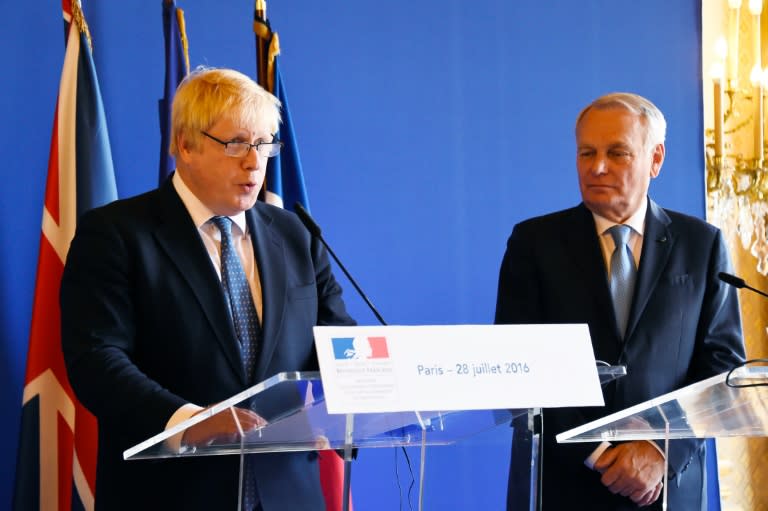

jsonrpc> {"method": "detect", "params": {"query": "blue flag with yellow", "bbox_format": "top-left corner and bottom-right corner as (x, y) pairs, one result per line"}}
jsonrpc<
(263, 60), (310, 211)
(158, 0), (190, 184)
(254, 11), (310, 213)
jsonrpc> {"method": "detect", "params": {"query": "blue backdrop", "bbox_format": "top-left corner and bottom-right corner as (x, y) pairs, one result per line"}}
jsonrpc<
(0, 1), (705, 508)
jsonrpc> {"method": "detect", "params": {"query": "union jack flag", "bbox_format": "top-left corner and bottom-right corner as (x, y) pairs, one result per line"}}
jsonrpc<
(13, 2), (117, 509)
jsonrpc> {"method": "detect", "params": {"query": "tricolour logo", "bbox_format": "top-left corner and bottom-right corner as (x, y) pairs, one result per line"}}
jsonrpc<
(332, 336), (390, 360)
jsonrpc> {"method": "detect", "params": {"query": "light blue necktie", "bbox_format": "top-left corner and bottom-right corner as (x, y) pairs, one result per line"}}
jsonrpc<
(608, 224), (637, 339)
(211, 216), (260, 510)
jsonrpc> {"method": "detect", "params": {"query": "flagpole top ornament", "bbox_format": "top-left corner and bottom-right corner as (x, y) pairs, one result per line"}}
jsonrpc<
(70, 0), (93, 53)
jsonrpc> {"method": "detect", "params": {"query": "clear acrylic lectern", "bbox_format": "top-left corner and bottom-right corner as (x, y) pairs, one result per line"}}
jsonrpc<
(124, 371), (521, 511)
(124, 366), (626, 511)
(507, 364), (627, 511)
(557, 365), (768, 511)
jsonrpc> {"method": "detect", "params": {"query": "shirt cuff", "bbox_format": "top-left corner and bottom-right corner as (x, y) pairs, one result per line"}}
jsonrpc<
(584, 441), (612, 470)
(164, 403), (204, 452)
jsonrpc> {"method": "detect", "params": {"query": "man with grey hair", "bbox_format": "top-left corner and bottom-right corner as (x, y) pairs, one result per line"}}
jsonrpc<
(61, 67), (355, 510)
(495, 92), (744, 509)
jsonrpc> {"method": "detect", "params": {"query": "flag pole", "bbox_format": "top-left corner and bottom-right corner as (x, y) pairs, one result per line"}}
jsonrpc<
(255, 0), (266, 22)
(255, 0), (268, 89)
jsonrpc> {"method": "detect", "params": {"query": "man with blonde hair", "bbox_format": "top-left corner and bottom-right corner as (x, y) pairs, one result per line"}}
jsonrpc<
(62, 67), (355, 510)
(495, 92), (744, 510)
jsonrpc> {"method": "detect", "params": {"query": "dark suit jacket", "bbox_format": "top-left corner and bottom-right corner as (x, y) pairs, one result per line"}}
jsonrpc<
(61, 178), (355, 510)
(495, 199), (745, 510)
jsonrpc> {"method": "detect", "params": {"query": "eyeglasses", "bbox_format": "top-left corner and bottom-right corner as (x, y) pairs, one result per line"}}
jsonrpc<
(200, 131), (283, 158)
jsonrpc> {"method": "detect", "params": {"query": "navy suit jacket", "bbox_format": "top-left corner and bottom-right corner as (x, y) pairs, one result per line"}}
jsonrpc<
(495, 199), (745, 510)
(61, 178), (355, 510)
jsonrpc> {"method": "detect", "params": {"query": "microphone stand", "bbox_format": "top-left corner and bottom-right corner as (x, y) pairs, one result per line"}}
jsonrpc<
(294, 203), (387, 511)
(294, 203), (387, 326)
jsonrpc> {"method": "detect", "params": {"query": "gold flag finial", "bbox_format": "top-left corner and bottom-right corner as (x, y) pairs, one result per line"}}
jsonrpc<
(70, 0), (94, 53)
(176, 7), (191, 75)
(266, 31), (280, 93)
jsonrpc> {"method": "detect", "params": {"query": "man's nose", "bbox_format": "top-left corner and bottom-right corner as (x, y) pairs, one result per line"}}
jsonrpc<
(591, 156), (608, 175)
(242, 146), (261, 171)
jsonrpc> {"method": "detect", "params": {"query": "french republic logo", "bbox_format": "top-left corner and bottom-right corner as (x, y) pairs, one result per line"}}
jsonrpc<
(332, 336), (390, 360)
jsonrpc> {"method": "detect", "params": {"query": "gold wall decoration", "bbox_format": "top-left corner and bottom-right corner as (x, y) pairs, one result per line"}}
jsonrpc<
(706, 0), (768, 274)
(703, 1), (768, 510)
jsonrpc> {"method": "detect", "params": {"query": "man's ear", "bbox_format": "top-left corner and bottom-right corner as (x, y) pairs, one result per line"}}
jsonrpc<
(650, 143), (665, 178)
(176, 132), (195, 163)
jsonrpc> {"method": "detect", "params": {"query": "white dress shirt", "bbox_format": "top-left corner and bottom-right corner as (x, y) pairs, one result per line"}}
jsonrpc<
(164, 171), (264, 440)
(586, 198), (664, 466)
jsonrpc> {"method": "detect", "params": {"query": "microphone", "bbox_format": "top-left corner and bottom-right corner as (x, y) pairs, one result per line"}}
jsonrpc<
(293, 202), (388, 325)
(718, 272), (768, 298)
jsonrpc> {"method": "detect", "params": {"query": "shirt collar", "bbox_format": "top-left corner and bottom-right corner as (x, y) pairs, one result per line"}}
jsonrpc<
(172, 171), (248, 234)
(592, 197), (648, 237)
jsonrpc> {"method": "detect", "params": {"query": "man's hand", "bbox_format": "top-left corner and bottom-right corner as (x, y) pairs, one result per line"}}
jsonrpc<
(592, 441), (665, 506)
(181, 406), (267, 447)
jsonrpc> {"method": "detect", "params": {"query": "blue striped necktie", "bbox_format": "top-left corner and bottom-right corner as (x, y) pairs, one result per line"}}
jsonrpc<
(211, 216), (260, 510)
(608, 224), (637, 339)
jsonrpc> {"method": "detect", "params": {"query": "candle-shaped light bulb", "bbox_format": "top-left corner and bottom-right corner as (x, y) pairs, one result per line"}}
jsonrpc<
(715, 36), (729, 61)
(712, 63), (725, 158)
(712, 62), (726, 81)
(750, 0), (763, 86)
(728, 3), (742, 87)
(753, 62), (765, 162)
(763, 69), (768, 159)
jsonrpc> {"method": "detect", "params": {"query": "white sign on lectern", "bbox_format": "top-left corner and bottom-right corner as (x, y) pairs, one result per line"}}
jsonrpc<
(313, 324), (603, 414)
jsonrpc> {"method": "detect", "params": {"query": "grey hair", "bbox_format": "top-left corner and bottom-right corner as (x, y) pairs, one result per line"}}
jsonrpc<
(576, 92), (666, 150)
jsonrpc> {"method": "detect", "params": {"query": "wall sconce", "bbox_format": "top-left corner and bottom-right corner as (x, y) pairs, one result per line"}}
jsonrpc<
(706, 0), (768, 274)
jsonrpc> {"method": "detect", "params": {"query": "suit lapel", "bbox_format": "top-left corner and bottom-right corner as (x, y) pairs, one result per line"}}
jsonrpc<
(247, 205), (287, 382)
(151, 181), (248, 385)
(566, 205), (617, 323)
(624, 198), (673, 341)
(565, 205), (627, 356)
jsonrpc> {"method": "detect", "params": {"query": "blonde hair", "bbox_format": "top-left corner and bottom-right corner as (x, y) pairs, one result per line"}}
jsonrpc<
(169, 66), (281, 157)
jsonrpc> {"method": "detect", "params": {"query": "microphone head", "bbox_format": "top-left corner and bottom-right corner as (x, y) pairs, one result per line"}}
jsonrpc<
(718, 272), (746, 288)
(293, 202), (322, 237)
